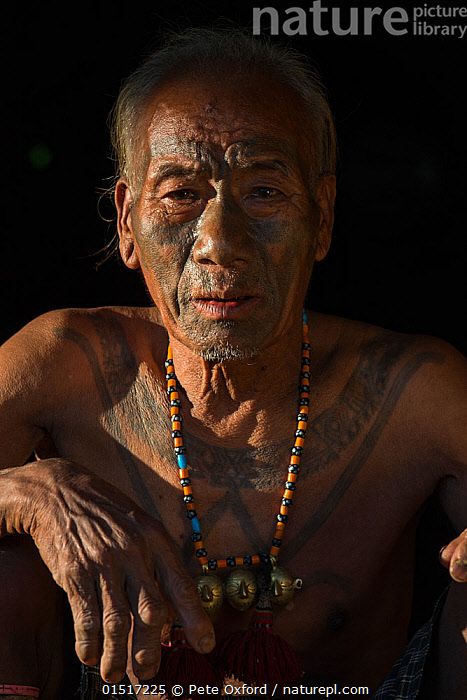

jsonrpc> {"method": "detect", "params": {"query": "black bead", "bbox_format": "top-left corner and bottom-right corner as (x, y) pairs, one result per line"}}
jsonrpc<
(285, 480), (297, 488)
(277, 513), (289, 523)
(180, 478), (191, 487)
(171, 414), (182, 422)
(297, 413), (308, 422)
(291, 446), (303, 456)
(174, 446), (186, 455)
(171, 430), (182, 438)
(301, 371), (311, 379)
(302, 358), (310, 366)
(302, 342), (311, 350)
(226, 556), (236, 567)
(272, 538), (282, 547)
(208, 559), (218, 570)
(195, 548), (207, 558)
(243, 555), (252, 566)
(191, 532), (202, 542)
(295, 429), (306, 438)
(165, 360), (174, 368)
(282, 498), (293, 506)
(300, 398), (310, 406)
(287, 465), (300, 474)
(167, 386), (178, 395)
(165, 372), (176, 380)
(260, 552), (270, 564)
(300, 385), (310, 393)
(170, 399), (181, 407)
(183, 495), (194, 503)
(186, 510), (197, 519)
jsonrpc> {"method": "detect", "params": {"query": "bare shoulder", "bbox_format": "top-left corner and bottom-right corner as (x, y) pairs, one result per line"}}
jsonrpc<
(0, 306), (166, 466)
(310, 310), (466, 474)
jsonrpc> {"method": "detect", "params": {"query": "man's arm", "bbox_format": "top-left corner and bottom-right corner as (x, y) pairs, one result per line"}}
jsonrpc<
(0, 311), (214, 681)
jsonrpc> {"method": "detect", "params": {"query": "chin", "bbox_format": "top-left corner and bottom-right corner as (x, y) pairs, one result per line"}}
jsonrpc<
(197, 343), (260, 362)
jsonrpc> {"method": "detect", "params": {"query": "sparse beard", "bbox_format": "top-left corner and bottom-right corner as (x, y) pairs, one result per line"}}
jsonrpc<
(197, 343), (260, 362)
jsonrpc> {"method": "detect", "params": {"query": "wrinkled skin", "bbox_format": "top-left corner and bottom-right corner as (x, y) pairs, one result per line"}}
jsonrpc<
(0, 460), (214, 683)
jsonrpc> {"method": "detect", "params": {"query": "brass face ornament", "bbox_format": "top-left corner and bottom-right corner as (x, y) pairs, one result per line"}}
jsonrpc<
(195, 573), (224, 616)
(225, 568), (258, 611)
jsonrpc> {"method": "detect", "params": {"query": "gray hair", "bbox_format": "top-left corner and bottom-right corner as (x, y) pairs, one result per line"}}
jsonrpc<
(110, 26), (337, 193)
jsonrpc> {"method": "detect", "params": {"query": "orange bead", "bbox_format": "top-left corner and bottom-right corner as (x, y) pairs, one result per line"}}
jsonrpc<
(218, 559), (228, 569)
(170, 406), (179, 416)
(274, 528), (284, 539)
(174, 437), (184, 447)
(252, 555), (261, 565)
(167, 347), (173, 360)
(183, 486), (193, 495)
(195, 540), (205, 550)
(270, 546), (280, 557)
(298, 421), (307, 431)
(299, 404), (309, 414)
(179, 468), (189, 478)
(290, 455), (300, 465)
(303, 349), (310, 358)
(288, 473), (297, 482)
(186, 503), (196, 511)
(302, 377), (310, 386)
(235, 557), (244, 566)
(198, 556), (208, 566)
(170, 392), (180, 401)
(275, 522), (286, 531)
(284, 489), (294, 499)
(172, 421), (181, 431)
(167, 378), (177, 388)
(294, 437), (305, 447)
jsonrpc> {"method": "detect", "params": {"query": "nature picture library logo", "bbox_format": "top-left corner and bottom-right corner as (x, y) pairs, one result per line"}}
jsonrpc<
(252, 3), (467, 38)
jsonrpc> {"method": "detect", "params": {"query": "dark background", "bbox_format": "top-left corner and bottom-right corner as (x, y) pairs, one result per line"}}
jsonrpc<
(1, 0), (464, 622)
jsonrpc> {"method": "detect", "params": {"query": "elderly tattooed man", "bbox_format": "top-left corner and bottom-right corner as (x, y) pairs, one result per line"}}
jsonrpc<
(0, 28), (465, 700)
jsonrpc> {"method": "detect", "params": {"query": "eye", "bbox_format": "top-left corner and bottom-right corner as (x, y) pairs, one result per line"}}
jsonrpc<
(165, 188), (200, 203)
(250, 186), (282, 199)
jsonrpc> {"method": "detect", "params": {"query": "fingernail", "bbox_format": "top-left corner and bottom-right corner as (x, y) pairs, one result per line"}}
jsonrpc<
(451, 558), (467, 581)
(198, 634), (215, 653)
(439, 545), (448, 562)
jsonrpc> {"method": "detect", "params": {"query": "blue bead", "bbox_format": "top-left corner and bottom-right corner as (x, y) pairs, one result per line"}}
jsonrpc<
(302, 310), (308, 324)
(191, 517), (201, 533)
(177, 454), (187, 468)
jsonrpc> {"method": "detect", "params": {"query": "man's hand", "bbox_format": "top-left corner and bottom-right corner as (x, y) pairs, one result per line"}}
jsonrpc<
(0, 458), (214, 682)
(440, 530), (467, 583)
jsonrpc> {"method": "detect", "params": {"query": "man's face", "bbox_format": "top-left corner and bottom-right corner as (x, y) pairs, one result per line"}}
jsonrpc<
(116, 72), (334, 360)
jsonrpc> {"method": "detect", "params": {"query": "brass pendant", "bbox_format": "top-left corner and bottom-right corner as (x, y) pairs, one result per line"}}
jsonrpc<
(195, 573), (224, 617)
(225, 568), (258, 611)
(270, 566), (303, 606)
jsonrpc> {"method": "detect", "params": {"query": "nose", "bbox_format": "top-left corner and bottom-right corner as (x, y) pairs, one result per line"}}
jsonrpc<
(192, 193), (252, 269)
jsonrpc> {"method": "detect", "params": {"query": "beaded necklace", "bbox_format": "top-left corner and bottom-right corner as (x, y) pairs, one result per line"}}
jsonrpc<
(164, 310), (310, 614)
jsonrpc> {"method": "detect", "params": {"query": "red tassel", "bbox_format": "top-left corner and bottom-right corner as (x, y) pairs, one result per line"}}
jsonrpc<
(216, 610), (303, 685)
(155, 625), (222, 696)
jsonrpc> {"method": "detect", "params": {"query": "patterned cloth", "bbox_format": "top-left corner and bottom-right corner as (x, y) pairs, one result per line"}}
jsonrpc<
(373, 588), (448, 699)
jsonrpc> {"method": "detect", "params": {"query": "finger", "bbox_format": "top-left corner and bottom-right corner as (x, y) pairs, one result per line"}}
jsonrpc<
(99, 574), (132, 683)
(449, 532), (467, 583)
(439, 530), (467, 578)
(64, 573), (102, 666)
(127, 576), (167, 680)
(153, 549), (215, 654)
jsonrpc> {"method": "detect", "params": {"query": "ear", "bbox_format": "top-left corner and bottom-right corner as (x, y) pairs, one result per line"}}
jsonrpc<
(314, 175), (336, 262)
(115, 178), (141, 270)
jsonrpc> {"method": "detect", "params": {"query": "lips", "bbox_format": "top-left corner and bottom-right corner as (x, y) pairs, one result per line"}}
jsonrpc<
(191, 292), (260, 319)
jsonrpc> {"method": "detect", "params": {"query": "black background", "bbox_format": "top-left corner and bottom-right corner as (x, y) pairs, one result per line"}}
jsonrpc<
(1, 0), (464, 624)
